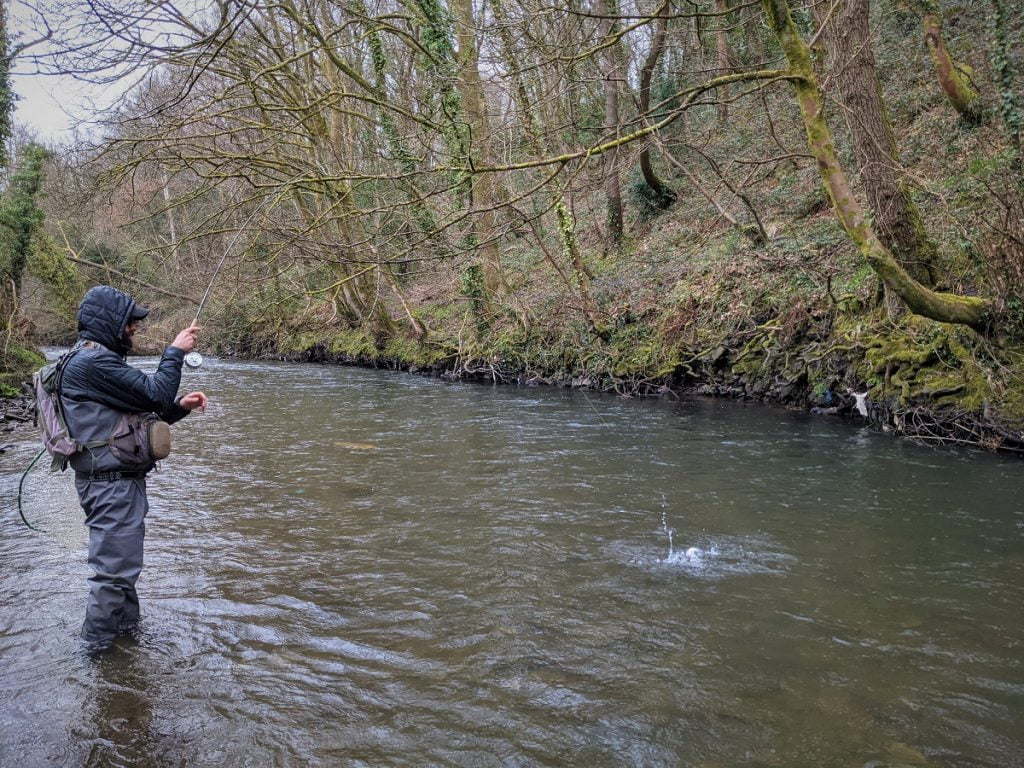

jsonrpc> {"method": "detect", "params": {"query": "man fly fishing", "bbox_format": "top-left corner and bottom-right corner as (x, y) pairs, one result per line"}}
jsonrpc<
(60, 285), (208, 650)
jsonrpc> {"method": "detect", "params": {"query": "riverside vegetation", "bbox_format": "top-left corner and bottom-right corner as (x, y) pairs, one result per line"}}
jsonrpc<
(1, 0), (1023, 451)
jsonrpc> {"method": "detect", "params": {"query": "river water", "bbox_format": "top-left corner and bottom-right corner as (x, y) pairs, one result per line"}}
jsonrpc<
(1, 357), (1022, 767)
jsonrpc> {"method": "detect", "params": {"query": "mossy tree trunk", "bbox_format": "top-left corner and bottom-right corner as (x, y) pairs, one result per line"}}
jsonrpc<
(453, 0), (504, 301)
(990, 0), (1023, 160)
(919, 8), (983, 122)
(820, 0), (937, 286)
(408, 0), (471, 174)
(361, 1), (446, 257)
(762, 0), (991, 331)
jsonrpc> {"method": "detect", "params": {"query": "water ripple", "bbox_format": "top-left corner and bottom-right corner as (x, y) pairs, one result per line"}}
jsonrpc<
(2, 359), (1023, 766)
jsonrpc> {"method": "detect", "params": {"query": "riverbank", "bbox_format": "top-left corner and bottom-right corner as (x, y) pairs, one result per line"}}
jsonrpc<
(200, 195), (1023, 455)
(7, 298), (1024, 455)
(221, 297), (1024, 455)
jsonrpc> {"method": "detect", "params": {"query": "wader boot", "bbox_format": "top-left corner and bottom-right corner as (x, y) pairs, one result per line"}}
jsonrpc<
(76, 475), (149, 647)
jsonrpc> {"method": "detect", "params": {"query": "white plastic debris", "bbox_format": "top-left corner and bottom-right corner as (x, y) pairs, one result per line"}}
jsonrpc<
(850, 390), (869, 417)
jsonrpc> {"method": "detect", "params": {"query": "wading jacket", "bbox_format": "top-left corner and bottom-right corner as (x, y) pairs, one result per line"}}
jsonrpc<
(59, 286), (190, 475)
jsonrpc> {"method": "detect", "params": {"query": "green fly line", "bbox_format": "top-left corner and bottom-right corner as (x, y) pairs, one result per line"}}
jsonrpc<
(17, 448), (48, 532)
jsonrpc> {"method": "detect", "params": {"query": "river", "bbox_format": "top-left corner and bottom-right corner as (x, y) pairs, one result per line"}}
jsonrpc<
(1, 357), (1022, 767)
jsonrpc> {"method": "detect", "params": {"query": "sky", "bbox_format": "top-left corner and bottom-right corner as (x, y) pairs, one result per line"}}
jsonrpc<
(7, 2), (114, 143)
(10, 71), (84, 141)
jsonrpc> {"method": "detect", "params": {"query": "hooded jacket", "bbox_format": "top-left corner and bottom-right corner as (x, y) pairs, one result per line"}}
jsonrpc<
(60, 285), (190, 474)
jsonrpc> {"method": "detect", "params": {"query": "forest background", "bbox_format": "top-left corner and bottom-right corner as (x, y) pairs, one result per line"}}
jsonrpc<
(0, 0), (1022, 451)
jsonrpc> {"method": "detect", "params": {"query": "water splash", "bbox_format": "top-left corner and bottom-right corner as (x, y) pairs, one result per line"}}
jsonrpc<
(664, 544), (719, 566)
(655, 534), (794, 578)
(660, 495), (674, 559)
(659, 495), (717, 566)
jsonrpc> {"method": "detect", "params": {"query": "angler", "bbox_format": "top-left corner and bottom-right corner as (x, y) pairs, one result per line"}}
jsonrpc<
(59, 285), (208, 651)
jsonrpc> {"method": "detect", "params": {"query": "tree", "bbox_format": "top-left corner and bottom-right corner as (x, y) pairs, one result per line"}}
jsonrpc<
(990, 0), (1023, 160)
(820, 0), (937, 287)
(915, 1), (983, 122)
(637, 0), (676, 208)
(599, 0), (625, 244)
(453, 0), (505, 301)
(714, 0), (732, 122)
(0, 144), (49, 382)
(762, 0), (990, 330)
(0, 1), (14, 171)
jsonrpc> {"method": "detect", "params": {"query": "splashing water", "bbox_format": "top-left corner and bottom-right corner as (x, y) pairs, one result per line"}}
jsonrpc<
(664, 544), (719, 566)
(659, 495), (715, 566)
(660, 495), (674, 558)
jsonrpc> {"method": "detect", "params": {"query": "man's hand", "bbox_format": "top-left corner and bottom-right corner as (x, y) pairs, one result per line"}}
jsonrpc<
(180, 391), (208, 413)
(171, 324), (201, 353)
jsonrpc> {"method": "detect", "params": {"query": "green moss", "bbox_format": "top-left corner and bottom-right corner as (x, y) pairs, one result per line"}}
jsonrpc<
(381, 334), (449, 367)
(278, 328), (377, 359)
(327, 330), (375, 359)
(836, 314), (996, 410)
(0, 374), (24, 397)
(5, 344), (45, 369)
(277, 331), (320, 355)
(0, 344), (44, 396)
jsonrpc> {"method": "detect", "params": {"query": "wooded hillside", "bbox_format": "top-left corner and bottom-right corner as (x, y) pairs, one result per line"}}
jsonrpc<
(3, 0), (1023, 449)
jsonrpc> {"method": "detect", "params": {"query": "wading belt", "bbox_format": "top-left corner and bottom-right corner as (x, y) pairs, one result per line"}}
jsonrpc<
(77, 470), (149, 482)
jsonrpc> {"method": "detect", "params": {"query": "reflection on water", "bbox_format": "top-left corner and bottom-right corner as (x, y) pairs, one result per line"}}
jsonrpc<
(2, 358), (1023, 767)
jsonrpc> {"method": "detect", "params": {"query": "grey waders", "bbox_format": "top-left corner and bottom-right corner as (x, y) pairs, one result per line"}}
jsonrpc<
(76, 475), (149, 646)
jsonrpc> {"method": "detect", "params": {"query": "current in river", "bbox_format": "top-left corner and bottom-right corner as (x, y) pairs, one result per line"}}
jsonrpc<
(2, 357), (1022, 767)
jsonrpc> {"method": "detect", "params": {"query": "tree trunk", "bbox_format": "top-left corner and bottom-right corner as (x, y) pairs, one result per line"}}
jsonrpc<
(715, 0), (731, 122)
(921, 11), (982, 122)
(313, 13), (381, 326)
(600, 0), (624, 244)
(990, 0), (1023, 160)
(362, 2), (445, 250)
(762, 0), (990, 331)
(491, 0), (604, 335)
(405, 0), (473, 203)
(0, 1), (13, 171)
(160, 166), (178, 250)
(638, 0), (676, 208)
(453, 0), (503, 298)
(821, 0), (937, 286)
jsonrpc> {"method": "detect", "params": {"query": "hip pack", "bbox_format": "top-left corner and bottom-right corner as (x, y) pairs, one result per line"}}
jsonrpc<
(109, 412), (172, 467)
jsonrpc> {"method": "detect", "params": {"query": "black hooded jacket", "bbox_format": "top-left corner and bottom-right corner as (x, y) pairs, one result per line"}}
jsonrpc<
(60, 285), (190, 474)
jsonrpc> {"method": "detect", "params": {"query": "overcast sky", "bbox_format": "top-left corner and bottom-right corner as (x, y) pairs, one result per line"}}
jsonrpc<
(8, 2), (114, 143)
(10, 72), (77, 141)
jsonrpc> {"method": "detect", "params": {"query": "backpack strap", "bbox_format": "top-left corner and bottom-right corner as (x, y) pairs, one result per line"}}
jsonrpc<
(49, 345), (87, 471)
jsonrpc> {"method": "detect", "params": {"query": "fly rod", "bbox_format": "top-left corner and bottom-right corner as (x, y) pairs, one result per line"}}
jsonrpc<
(185, 172), (307, 368)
